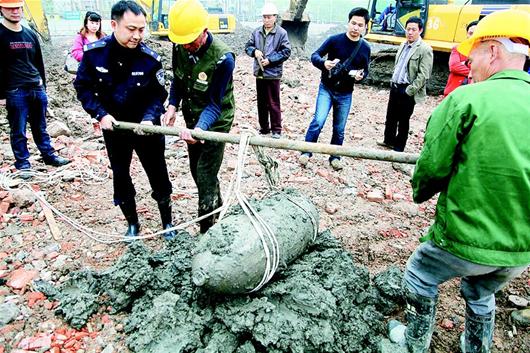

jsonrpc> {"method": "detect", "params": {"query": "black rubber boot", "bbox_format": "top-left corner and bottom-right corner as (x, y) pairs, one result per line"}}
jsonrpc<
(119, 201), (140, 238)
(460, 306), (495, 353)
(158, 198), (176, 240)
(405, 289), (438, 353)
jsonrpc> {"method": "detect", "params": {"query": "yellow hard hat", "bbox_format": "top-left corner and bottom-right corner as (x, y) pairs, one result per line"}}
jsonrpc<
(0, 0), (24, 8)
(458, 9), (530, 56)
(168, 0), (209, 45)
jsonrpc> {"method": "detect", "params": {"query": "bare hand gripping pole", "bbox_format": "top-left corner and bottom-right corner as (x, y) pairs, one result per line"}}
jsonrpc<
(113, 122), (419, 165)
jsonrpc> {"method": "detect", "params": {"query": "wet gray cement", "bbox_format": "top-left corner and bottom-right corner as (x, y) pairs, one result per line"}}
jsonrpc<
(37, 210), (405, 353)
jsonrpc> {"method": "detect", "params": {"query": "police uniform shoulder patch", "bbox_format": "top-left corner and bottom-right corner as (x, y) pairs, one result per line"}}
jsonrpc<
(84, 39), (106, 51)
(140, 44), (161, 62)
(156, 69), (165, 86)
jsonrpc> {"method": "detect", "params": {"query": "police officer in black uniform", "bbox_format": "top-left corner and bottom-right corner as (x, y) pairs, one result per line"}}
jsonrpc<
(74, 0), (175, 239)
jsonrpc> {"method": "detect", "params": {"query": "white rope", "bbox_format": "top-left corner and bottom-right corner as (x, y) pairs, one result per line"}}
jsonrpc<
(0, 133), (311, 292)
(221, 133), (280, 292)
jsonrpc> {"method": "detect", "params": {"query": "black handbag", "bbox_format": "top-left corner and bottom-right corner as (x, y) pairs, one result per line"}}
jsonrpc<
(328, 39), (366, 87)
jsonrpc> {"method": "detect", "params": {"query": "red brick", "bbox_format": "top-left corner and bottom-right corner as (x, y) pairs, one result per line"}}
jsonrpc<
(17, 335), (52, 350)
(27, 291), (46, 308)
(19, 214), (34, 223)
(6, 269), (38, 289)
(0, 202), (9, 216)
(366, 190), (384, 203)
(69, 194), (84, 202)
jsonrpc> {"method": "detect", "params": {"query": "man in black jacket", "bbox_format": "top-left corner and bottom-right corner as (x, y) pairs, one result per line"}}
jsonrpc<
(298, 7), (371, 171)
(0, 0), (70, 176)
(74, 0), (175, 239)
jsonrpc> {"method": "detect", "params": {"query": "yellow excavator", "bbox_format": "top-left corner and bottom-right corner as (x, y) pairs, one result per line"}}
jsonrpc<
(22, 0), (50, 41)
(138, 0), (236, 37)
(21, 0), (235, 41)
(365, 0), (530, 92)
(366, 0), (530, 52)
(280, 0), (529, 93)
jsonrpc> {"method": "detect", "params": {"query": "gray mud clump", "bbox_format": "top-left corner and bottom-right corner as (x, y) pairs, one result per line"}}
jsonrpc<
(38, 228), (404, 353)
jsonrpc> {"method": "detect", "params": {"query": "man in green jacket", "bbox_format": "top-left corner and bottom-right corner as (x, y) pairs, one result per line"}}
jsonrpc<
(389, 10), (530, 353)
(163, 0), (235, 233)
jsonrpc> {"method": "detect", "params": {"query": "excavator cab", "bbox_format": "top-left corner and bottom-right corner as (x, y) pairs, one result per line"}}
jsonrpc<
(369, 0), (428, 37)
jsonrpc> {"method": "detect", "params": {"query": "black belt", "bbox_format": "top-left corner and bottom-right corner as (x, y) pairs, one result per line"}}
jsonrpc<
(390, 82), (408, 89)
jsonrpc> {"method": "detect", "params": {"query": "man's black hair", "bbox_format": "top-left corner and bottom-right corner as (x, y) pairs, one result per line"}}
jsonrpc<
(406, 16), (423, 30)
(111, 0), (146, 21)
(466, 20), (479, 32)
(348, 7), (369, 24)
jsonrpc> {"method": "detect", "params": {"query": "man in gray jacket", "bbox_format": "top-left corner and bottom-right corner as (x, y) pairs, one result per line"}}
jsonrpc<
(378, 16), (433, 152)
(245, 2), (291, 139)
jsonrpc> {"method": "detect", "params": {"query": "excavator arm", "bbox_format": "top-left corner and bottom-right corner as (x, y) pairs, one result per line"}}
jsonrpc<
(23, 0), (50, 41)
(281, 0), (310, 53)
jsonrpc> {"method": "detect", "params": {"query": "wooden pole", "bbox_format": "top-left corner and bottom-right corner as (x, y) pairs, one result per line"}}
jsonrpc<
(113, 122), (419, 165)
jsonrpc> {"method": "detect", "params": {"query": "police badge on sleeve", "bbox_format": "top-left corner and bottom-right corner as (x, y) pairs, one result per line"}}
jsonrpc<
(156, 69), (165, 86)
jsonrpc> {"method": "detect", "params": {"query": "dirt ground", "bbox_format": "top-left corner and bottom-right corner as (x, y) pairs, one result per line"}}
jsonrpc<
(0, 28), (528, 353)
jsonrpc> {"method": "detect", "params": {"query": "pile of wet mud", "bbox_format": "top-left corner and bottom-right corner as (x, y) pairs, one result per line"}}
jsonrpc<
(37, 229), (404, 353)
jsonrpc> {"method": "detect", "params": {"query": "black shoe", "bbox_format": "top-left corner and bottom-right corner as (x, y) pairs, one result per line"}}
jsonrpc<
(162, 224), (177, 240)
(377, 141), (394, 149)
(119, 201), (139, 239)
(43, 155), (70, 167)
(125, 223), (140, 238)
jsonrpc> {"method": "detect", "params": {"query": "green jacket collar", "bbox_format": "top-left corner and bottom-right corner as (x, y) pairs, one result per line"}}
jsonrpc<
(487, 69), (530, 83)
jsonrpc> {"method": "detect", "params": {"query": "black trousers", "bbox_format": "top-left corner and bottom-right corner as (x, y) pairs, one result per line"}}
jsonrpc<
(383, 84), (416, 152)
(256, 78), (282, 134)
(103, 130), (172, 205)
(187, 140), (225, 233)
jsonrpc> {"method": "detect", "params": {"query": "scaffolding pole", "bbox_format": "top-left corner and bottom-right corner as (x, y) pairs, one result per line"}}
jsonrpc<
(114, 122), (419, 165)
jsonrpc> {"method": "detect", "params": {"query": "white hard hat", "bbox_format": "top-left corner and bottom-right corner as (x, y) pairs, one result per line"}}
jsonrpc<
(262, 2), (278, 15)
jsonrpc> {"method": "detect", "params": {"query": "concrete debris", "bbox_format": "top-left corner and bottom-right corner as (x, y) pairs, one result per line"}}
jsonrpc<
(46, 121), (71, 138)
(10, 189), (36, 209)
(508, 295), (529, 308)
(0, 302), (20, 326)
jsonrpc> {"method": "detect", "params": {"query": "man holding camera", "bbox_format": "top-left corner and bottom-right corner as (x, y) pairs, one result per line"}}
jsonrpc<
(298, 7), (370, 171)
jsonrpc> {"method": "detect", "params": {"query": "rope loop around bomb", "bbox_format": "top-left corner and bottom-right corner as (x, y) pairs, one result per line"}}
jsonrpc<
(219, 133), (280, 292)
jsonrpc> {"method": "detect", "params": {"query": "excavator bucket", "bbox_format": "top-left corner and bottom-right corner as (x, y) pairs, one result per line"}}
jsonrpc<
(281, 18), (310, 52)
(23, 0), (50, 41)
(280, 0), (310, 53)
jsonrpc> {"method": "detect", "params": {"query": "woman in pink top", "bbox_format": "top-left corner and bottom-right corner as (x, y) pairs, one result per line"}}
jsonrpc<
(71, 11), (105, 62)
(443, 21), (478, 96)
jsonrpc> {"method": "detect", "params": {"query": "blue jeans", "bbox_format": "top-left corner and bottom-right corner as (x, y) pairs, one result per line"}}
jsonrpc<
(5, 87), (55, 169)
(404, 241), (528, 315)
(303, 83), (352, 161)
